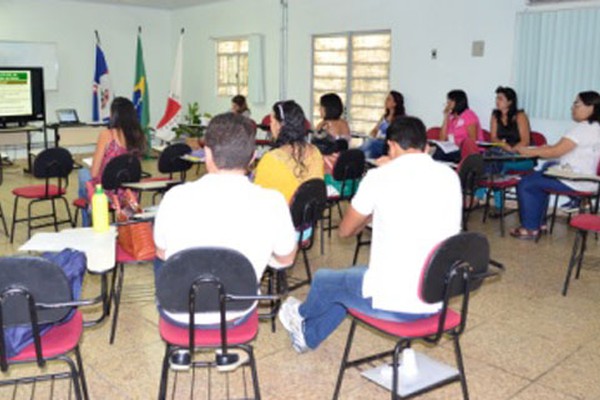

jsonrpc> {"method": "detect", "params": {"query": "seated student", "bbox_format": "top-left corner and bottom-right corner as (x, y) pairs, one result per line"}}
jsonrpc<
(510, 91), (600, 240)
(231, 94), (251, 118)
(254, 100), (324, 203)
(435, 89), (483, 163)
(360, 90), (405, 159)
(482, 86), (534, 213)
(278, 116), (462, 352)
(78, 97), (146, 226)
(153, 113), (297, 326)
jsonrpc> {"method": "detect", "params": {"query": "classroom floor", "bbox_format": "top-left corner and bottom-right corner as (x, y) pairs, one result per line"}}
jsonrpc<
(0, 155), (599, 400)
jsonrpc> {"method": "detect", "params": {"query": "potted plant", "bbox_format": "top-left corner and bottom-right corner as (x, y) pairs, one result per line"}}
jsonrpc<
(173, 102), (211, 149)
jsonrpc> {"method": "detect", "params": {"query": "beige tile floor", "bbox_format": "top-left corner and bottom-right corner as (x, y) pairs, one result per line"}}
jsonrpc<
(0, 156), (599, 399)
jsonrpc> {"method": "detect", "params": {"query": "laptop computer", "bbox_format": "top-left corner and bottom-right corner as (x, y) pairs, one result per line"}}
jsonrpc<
(55, 109), (81, 125)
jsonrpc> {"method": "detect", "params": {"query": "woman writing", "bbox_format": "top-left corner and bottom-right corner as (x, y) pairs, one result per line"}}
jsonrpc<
(254, 100), (324, 203)
(510, 91), (600, 239)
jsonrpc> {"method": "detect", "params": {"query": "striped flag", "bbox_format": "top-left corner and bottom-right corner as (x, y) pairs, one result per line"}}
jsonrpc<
(92, 32), (113, 123)
(155, 30), (184, 142)
(133, 27), (150, 152)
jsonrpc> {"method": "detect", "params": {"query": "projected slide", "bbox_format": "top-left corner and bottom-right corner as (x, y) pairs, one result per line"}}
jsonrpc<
(0, 70), (32, 117)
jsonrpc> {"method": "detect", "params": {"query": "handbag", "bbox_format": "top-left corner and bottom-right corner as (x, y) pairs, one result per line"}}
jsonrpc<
(112, 190), (156, 260)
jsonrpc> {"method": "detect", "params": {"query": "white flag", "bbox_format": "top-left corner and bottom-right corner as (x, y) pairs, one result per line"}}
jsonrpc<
(155, 32), (183, 142)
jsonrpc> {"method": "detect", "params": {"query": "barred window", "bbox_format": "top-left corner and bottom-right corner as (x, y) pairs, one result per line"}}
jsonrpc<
(216, 39), (248, 97)
(312, 31), (391, 134)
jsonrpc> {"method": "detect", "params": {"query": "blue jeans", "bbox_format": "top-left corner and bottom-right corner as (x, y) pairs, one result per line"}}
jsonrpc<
(359, 139), (385, 159)
(517, 168), (571, 230)
(299, 267), (435, 349)
(78, 168), (92, 227)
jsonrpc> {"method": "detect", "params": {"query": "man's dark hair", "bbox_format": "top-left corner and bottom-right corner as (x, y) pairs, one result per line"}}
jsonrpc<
(386, 116), (427, 151)
(205, 113), (255, 169)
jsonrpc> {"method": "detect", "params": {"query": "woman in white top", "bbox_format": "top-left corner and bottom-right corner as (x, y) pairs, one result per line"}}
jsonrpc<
(510, 91), (600, 239)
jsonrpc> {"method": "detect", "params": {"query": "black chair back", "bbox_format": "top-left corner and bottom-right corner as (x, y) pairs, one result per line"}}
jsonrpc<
(0, 257), (71, 327)
(290, 179), (327, 230)
(458, 154), (484, 197)
(156, 247), (258, 315)
(32, 147), (74, 179)
(158, 143), (193, 176)
(420, 232), (490, 304)
(101, 153), (142, 191)
(332, 149), (365, 182)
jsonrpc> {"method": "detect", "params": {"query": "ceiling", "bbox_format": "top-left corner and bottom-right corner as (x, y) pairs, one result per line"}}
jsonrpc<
(60, 0), (232, 10)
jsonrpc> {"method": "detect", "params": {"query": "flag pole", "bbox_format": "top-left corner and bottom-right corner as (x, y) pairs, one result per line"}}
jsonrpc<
(95, 30), (101, 45)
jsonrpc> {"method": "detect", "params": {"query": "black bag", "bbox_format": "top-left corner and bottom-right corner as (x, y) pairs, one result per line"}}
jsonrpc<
(311, 131), (347, 155)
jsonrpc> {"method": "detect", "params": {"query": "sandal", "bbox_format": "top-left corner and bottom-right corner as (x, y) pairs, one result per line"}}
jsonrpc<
(509, 227), (539, 240)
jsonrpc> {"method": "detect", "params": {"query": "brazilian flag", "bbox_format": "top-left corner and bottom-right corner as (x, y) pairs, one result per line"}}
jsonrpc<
(133, 28), (150, 156)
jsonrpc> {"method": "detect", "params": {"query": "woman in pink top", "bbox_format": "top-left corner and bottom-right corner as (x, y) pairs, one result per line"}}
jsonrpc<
(434, 90), (483, 162)
(78, 97), (146, 225)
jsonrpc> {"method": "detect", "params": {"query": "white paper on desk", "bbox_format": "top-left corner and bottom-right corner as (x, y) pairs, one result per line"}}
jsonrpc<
(429, 140), (459, 154)
(82, 157), (93, 167)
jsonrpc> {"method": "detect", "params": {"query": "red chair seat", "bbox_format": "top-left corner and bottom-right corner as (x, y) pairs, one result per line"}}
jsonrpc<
(116, 243), (155, 263)
(479, 178), (519, 189)
(545, 188), (593, 197)
(13, 185), (66, 199)
(255, 139), (272, 146)
(10, 311), (83, 361)
(348, 308), (461, 339)
(159, 311), (259, 347)
(570, 214), (600, 232)
(73, 198), (88, 208)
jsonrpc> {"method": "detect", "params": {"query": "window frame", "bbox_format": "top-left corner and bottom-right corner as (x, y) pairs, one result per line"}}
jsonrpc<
(215, 37), (249, 97)
(310, 30), (392, 134)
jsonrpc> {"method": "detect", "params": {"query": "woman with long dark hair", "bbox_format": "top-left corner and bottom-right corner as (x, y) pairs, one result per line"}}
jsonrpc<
(361, 90), (405, 158)
(78, 97), (146, 225)
(254, 100), (323, 203)
(511, 91), (600, 239)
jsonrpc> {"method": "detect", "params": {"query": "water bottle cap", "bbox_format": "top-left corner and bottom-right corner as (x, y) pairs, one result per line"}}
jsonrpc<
(95, 184), (104, 194)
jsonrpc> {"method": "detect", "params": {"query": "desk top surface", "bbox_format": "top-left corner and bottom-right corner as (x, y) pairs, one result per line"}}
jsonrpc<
(544, 167), (600, 182)
(0, 125), (44, 133)
(19, 227), (117, 273)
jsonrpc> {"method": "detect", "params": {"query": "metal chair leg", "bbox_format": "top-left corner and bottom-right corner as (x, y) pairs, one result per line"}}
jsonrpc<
(0, 203), (8, 236)
(352, 233), (363, 265)
(332, 319), (357, 400)
(74, 346), (90, 400)
(109, 263), (124, 344)
(574, 230), (588, 280)
(453, 335), (470, 400)
(158, 345), (171, 400)
(10, 196), (18, 243)
(563, 230), (584, 296)
(550, 194), (560, 234)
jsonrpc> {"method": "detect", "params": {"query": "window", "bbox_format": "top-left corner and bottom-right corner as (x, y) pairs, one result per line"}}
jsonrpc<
(312, 31), (391, 134)
(216, 39), (248, 97)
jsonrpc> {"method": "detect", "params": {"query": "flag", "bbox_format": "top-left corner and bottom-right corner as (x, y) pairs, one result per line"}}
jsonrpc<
(155, 30), (184, 142)
(133, 28), (150, 153)
(92, 33), (113, 123)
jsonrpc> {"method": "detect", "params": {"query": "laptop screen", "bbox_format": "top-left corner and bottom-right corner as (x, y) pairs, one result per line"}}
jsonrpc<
(56, 109), (79, 124)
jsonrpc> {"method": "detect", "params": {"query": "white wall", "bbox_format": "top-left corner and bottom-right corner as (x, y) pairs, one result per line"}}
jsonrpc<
(0, 0), (171, 154)
(171, 0), (280, 122)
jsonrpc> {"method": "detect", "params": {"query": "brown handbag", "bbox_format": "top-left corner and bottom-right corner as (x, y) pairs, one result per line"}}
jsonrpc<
(112, 190), (156, 260)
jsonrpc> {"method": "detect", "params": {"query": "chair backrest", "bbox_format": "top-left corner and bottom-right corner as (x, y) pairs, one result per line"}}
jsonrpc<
(426, 127), (441, 140)
(101, 153), (142, 191)
(530, 131), (547, 146)
(32, 147), (74, 179)
(481, 129), (491, 142)
(459, 137), (479, 160)
(158, 143), (192, 176)
(420, 232), (490, 304)
(332, 149), (365, 182)
(457, 154), (484, 196)
(290, 178), (327, 230)
(0, 257), (72, 327)
(156, 247), (258, 316)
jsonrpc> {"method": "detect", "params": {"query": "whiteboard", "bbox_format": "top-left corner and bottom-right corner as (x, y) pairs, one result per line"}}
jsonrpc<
(0, 41), (59, 91)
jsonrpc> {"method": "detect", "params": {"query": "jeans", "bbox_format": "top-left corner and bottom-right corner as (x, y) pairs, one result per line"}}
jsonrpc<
(78, 168), (92, 227)
(359, 139), (385, 159)
(299, 267), (435, 349)
(517, 169), (571, 230)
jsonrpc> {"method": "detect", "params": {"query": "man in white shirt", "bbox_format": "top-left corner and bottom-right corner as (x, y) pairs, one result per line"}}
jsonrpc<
(279, 116), (462, 352)
(153, 112), (298, 326)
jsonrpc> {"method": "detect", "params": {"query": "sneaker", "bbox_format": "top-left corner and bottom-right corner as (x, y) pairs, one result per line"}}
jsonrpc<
(169, 349), (191, 371)
(278, 297), (310, 353)
(560, 198), (581, 213)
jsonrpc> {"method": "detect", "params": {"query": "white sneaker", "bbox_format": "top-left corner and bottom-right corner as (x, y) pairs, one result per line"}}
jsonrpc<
(278, 297), (310, 353)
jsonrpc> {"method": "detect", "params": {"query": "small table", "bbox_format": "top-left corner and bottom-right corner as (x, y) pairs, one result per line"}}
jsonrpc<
(0, 125), (47, 173)
(19, 226), (117, 326)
